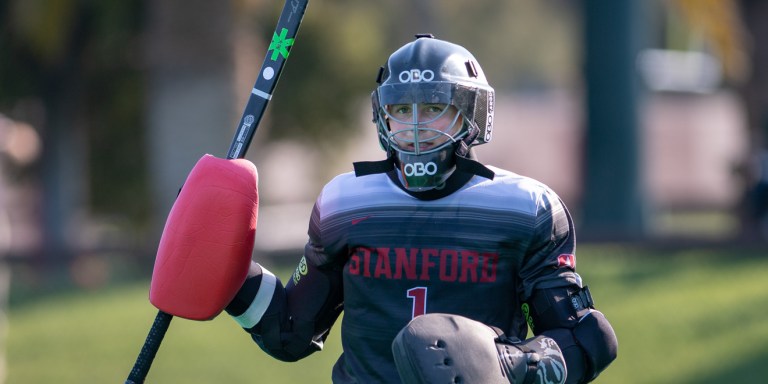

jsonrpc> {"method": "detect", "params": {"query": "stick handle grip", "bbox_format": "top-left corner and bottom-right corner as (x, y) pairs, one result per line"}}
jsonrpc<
(125, 311), (173, 384)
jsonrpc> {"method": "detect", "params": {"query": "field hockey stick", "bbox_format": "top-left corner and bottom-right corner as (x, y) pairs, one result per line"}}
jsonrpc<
(125, 1), (309, 382)
(227, 0), (309, 159)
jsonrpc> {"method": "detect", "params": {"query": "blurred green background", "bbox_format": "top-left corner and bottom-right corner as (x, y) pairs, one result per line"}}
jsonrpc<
(1, 0), (767, 383)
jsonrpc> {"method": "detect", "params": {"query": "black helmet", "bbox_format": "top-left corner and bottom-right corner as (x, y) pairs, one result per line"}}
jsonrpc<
(371, 35), (495, 191)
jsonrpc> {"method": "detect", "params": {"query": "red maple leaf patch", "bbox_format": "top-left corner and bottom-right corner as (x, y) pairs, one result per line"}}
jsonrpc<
(557, 254), (576, 269)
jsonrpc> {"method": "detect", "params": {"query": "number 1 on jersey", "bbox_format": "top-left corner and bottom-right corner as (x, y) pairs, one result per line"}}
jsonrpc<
(407, 286), (428, 318)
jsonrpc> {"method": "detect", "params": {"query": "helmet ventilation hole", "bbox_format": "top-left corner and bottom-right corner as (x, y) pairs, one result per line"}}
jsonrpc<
(465, 60), (478, 78)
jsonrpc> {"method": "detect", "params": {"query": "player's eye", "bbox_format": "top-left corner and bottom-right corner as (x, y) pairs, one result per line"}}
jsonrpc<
(420, 104), (449, 120)
(389, 105), (412, 115)
(424, 104), (444, 113)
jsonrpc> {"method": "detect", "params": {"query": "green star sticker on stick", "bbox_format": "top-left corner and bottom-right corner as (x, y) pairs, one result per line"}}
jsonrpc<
(268, 28), (295, 61)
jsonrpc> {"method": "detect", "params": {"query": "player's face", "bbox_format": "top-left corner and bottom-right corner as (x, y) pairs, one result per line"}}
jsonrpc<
(386, 103), (462, 153)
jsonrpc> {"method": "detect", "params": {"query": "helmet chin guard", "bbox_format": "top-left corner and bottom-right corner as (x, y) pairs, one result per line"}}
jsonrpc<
(393, 147), (456, 192)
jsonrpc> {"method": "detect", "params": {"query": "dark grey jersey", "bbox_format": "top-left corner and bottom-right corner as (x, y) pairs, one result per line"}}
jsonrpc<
(284, 166), (580, 383)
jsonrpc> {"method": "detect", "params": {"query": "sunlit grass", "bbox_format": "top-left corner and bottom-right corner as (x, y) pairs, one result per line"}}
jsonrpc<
(7, 245), (768, 383)
(578, 246), (768, 384)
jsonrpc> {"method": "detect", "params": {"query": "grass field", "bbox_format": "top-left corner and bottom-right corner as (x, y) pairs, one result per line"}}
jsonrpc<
(6, 244), (768, 383)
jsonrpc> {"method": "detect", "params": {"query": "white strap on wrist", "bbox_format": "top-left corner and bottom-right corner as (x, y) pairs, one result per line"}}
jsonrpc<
(232, 266), (277, 329)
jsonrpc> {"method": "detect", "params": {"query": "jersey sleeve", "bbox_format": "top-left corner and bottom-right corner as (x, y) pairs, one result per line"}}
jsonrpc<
(519, 185), (581, 300)
(227, 194), (346, 362)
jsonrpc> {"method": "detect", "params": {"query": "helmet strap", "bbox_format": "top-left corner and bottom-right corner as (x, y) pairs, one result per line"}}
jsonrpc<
(454, 121), (495, 180)
(455, 155), (494, 180)
(353, 156), (396, 177)
(456, 125), (478, 158)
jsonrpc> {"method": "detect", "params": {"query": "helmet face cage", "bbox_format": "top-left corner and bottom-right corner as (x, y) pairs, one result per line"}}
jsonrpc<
(370, 37), (495, 191)
(382, 101), (465, 156)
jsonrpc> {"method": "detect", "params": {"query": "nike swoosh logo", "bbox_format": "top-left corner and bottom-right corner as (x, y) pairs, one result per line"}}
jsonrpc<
(351, 215), (372, 225)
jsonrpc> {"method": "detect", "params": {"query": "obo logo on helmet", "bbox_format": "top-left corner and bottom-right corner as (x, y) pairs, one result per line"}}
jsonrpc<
(399, 69), (435, 83)
(404, 162), (438, 176)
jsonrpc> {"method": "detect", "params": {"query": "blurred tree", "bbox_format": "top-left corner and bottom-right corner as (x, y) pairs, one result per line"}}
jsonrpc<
(670, 0), (748, 83)
(581, 0), (649, 239)
(734, 0), (768, 239)
(423, 0), (580, 91)
(82, 2), (147, 227)
(0, 0), (148, 260)
(241, 0), (388, 145)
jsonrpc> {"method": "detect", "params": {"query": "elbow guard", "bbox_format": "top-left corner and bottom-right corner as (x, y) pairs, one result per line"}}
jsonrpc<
(541, 311), (617, 383)
(574, 310), (618, 380)
(526, 286), (617, 383)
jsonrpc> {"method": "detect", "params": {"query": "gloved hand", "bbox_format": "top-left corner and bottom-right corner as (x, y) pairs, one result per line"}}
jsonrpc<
(496, 333), (567, 383)
(392, 313), (566, 384)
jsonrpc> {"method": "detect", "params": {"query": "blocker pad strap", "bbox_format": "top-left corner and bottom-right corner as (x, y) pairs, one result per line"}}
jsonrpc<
(150, 154), (259, 320)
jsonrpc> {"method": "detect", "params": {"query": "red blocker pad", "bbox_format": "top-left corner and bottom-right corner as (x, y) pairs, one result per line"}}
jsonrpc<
(150, 154), (258, 320)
